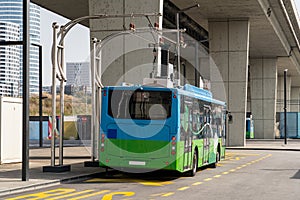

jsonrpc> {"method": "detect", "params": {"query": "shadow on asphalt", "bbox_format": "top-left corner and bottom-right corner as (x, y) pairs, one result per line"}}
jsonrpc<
(291, 170), (300, 179)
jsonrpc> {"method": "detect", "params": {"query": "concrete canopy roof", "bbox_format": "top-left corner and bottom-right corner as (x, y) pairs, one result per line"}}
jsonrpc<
(170, 0), (300, 86)
(31, 0), (300, 86)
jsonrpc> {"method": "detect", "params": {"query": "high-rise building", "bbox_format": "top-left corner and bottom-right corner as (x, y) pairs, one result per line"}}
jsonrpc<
(66, 62), (91, 94)
(0, 0), (40, 94)
(0, 21), (20, 96)
(66, 62), (91, 87)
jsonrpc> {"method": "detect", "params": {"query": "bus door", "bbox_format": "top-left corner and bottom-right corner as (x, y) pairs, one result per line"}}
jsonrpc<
(181, 98), (193, 170)
(203, 105), (211, 164)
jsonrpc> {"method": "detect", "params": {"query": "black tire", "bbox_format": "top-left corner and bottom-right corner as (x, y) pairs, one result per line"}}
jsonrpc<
(210, 151), (219, 168)
(188, 150), (198, 177)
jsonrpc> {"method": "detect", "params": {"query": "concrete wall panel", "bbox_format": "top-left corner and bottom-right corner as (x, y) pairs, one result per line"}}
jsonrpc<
(228, 19), (250, 51)
(229, 52), (248, 82)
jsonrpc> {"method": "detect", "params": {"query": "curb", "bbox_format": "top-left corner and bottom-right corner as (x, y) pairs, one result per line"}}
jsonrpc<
(0, 172), (105, 198)
(226, 147), (300, 151)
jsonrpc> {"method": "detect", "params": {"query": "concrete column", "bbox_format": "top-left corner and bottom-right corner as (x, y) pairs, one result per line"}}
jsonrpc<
(277, 75), (291, 112)
(209, 19), (250, 146)
(290, 87), (300, 112)
(250, 58), (277, 139)
(88, 0), (163, 86)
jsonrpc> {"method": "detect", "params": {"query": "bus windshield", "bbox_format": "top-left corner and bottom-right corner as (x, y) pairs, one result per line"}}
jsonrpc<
(108, 89), (172, 120)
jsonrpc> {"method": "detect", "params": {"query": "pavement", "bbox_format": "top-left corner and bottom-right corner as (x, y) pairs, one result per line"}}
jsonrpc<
(0, 139), (299, 197)
(0, 146), (105, 197)
(227, 139), (300, 151)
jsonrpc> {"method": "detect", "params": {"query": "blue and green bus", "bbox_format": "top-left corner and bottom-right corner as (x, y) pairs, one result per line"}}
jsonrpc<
(99, 84), (226, 176)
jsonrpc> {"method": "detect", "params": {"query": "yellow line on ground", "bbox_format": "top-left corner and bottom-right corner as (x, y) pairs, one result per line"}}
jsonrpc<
(178, 186), (190, 191)
(214, 175), (222, 178)
(222, 171), (229, 175)
(204, 178), (213, 181)
(68, 190), (110, 200)
(162, 192), (175, 197)
(229, 169), (236, 172)
(46, 190), (95, 200)
(192, 182), (203, 186)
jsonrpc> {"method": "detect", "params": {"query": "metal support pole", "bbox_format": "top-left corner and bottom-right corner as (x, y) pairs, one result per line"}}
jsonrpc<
(194, 42), (199, 87)
(51, 23), (59, 166)
(91, 38), (97, 161)
(59, 33), (65, 166)
(96, 43), (102, 160)
(176, 12), (181, 86)
(22, 0), (30, 181)
(175, 4), (200, 87)
(284, 69), (288, 145)
(32, 44), (43, 148)
(38, 45), (43, 147)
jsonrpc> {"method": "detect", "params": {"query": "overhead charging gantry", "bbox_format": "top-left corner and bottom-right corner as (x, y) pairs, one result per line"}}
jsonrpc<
(44, 12), (189, 171)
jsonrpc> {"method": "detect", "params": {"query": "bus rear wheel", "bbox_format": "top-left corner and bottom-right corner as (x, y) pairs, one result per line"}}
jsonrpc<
(187, 150), (198, 177)
(210, 151), (219, 168)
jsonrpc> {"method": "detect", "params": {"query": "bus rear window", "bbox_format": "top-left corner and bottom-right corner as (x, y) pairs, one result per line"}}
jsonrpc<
(108, 89), (172, 120)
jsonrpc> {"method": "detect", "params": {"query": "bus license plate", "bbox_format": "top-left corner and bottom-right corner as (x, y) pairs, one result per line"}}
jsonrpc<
(129, 161), (146, 166)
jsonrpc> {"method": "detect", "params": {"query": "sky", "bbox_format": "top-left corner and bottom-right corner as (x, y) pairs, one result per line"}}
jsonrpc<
(40, 8), (90, 86)
(40, 1), (300, 86)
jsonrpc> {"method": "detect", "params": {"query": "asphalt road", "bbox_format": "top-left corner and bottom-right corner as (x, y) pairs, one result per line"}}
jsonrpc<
(4, 150), (300, 200)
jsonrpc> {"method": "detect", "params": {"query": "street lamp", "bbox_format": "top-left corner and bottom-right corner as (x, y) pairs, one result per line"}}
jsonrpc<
(176, 4), (200, 86)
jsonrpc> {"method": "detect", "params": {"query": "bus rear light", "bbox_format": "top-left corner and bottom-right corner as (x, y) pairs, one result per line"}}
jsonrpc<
(172, 141), (176, 145)
(171, 151), (176, 155)
(101, 134), (105, 138)
(103, 90), (107, 96)
(101, 147), (105, 152)
(165, 161), (169, 166)
(106, 159), (109, 163)
(171, 136), (176, 141)
(172, 146), (175, 150)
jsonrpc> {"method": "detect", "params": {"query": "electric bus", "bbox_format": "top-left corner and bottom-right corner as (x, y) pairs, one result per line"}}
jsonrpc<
(99, 84), (226, 176)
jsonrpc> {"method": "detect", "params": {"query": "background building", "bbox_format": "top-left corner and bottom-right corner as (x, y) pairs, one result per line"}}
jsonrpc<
(0, 0), (40, 94)
(0, 21), (20, 96)
(66, 62), (91, 94)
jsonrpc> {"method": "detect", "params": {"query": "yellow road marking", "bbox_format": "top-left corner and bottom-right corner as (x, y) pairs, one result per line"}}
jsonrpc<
(192, 182), (203, 186)
(46, 190), (94, 199)
(204, 178), (212, 181)
(162, 192), (175, 197)
(7, 188), (76, 200)
(229, 169), (236, 172)
(178, 187), (189, 191)
(68, 190), (110, 200)
(102, 191), (135, 200)
(214, 175), (221, 178)
(226, 153), (260, 156)
(138, 181), (173, 186)
(85, 178), (173, 187)
(85, 178), (125, 183)
(222, 171), (229, 175)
